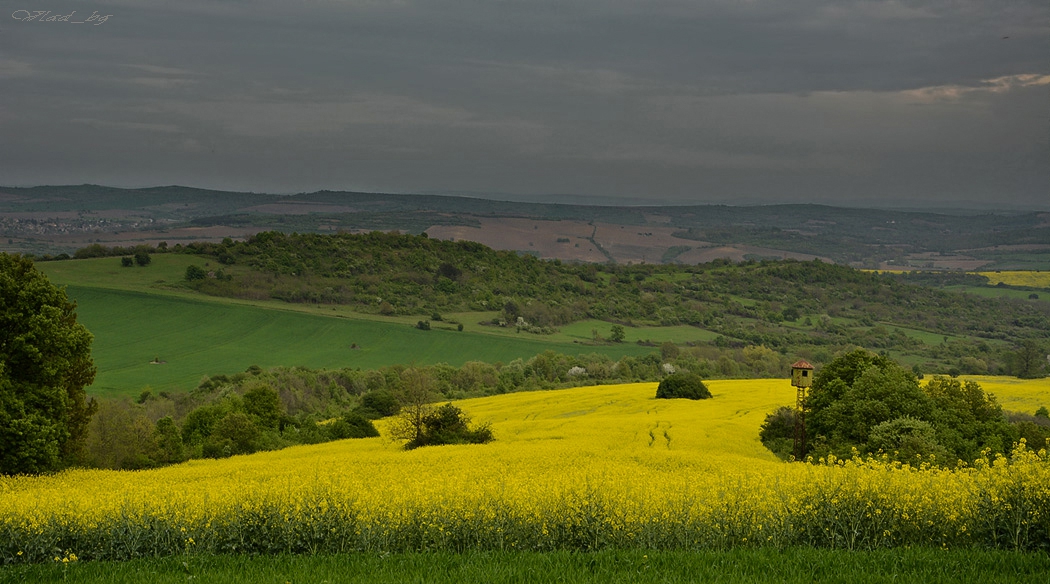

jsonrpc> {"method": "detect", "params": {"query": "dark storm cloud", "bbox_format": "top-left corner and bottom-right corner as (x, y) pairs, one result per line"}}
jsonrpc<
(1, 0), (1047, 207)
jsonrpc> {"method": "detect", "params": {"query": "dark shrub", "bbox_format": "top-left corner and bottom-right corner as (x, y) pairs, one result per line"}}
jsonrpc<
(328, 412), (380, 440)
(405, 403), (493, 450)
(655, 372), (711, 400)
(759, 406), (795, 443)
(759, 406), (796, 460)
(360, 389), (400, 418)
(185, 265), (207, 281)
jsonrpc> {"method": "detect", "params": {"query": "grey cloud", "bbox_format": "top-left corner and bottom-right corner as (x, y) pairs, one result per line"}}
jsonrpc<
(0, 0), (1046, 207)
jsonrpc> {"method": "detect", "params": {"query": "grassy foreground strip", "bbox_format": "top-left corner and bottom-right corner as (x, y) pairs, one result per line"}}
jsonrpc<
(3, 549), (1049, 584)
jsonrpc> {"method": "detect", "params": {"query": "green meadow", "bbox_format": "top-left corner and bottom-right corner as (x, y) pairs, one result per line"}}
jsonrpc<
(38, 258), (655, 398)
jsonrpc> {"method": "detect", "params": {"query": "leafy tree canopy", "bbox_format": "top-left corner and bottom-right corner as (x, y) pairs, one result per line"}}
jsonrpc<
(794, 349), (1016, 465)
(0, 253), (97, 474)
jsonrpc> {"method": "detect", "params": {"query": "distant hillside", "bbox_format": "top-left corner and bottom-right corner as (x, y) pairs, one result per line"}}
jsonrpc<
(54, 230), (1042, 376)
(2, 185), (1048, 269)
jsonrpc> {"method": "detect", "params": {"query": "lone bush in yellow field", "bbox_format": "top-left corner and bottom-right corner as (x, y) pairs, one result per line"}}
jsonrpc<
(655, 373), (711, 400)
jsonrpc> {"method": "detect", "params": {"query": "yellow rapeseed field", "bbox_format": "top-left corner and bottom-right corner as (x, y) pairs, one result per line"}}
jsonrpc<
(1, 378), (1049, 561)
(977, 271), (1050, 289)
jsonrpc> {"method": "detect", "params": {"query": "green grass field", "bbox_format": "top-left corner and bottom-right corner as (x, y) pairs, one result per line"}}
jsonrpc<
(61, 285), (654, 398)
(4, 548), (1048, 584)
(35, 257), (721, 397)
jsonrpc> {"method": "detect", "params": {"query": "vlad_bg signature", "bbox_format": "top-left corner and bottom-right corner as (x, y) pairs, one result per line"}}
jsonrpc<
(11, 10), (112, 25)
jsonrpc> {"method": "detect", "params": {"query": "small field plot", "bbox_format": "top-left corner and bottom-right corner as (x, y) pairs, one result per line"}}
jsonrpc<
(944, 285), (1047, 302)
(38, 254), (224, 293)
(976, 271), (1050, 289)
(963, 375), (1050, 415)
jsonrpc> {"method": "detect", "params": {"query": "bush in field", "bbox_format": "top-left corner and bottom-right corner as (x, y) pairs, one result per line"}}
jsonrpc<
(327, 412), (379, 440)
(358, 389), (400, 418)
(655, 373), (711, 400)
(185, 264), (207, 281)
(806, 350), (932, 458)
(758, 406), (796, 460)
(403, 403), (493, 450)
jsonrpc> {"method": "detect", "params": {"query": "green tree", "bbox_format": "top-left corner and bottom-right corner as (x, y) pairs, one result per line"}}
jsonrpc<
(327, 412), (379, 440)
(180, 403), (227, 446)
(923, 376), (1009, 461)
(134, 251), (151, 267)
(390, 368), (439, 447)
(660, 341), (680, 361)
(359, 389), (400, 418)
(153, 416), (186, 465)
(402, 403), (493, 450)
(1011, 340), (1047, 379)
(609, 324), (626, 343)
(243, 383), (283, 429)
(0, 254), (97, 474)
(807, 350), (930, 458)
(209, 411), (260, 457)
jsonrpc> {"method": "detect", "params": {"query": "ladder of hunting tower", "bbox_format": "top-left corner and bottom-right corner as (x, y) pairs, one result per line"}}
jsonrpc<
(790, 360), (814, 462)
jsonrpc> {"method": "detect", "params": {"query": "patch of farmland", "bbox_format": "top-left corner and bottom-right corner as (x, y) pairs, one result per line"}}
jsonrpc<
(427, 218), (606, 262)
(977, 271), (1050, 289)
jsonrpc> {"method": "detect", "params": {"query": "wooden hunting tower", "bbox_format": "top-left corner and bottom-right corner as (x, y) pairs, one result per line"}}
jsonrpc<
(791, 360), (814, 461)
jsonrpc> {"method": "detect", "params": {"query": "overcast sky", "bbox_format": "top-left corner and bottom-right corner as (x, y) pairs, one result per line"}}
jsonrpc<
(1, 1), (1047, 208)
